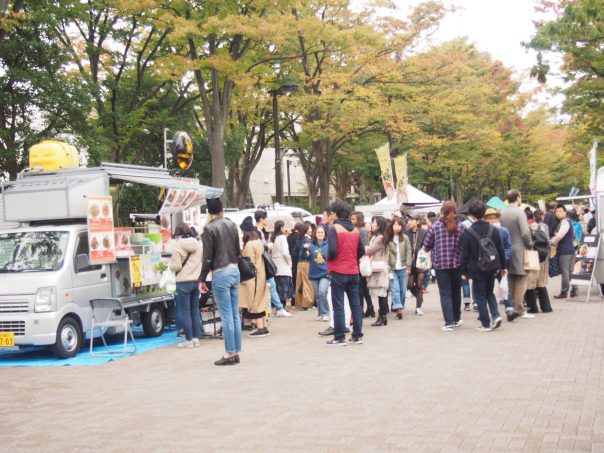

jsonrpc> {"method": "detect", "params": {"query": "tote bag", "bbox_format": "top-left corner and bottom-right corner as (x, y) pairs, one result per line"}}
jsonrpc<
(359, 256), (372, 277)
(524, 250), (540, 271)
(416, 248), (432, 271)
(548, 254), (561, 278)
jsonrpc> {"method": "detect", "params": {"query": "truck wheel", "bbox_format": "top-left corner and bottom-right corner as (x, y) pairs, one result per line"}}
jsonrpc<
(142, 304), (164, 337)
(50, 317), (82, 359)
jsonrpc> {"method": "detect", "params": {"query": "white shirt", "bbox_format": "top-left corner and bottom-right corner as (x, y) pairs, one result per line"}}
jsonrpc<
(394, 236), (403, 270)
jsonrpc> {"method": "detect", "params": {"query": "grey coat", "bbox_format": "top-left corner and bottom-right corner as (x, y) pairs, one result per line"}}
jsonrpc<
(500, 205), (533, 275)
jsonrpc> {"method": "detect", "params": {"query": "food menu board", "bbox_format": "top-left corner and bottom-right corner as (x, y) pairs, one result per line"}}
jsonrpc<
(572, 234), (600, 281)
(158, 188), (205, 215)
(87, 195), (116, 264)
(114, 227), (134, 258)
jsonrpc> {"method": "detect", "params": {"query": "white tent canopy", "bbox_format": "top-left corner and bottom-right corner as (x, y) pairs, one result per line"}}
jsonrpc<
(355, 184), (441, 219)
(375, 184), (440, 206)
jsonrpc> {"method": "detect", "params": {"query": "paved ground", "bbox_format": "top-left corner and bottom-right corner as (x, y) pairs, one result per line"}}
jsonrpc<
(2, 280), (604, 452)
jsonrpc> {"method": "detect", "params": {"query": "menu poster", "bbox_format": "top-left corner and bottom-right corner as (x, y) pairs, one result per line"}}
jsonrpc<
(87, 195), (116, 264)
(114, 227), (133, 258)
(129, 255), (142, 288)
(159, 188), (205, 216)
(572, 234), (600, 281)
(141, 253), (162, 286)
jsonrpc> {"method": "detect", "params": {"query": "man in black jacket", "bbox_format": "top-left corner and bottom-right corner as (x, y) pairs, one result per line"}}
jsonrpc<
(461, 201), (507, 332)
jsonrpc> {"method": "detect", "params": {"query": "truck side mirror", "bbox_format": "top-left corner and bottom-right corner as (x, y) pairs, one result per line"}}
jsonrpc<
(74, 254), (90, 273)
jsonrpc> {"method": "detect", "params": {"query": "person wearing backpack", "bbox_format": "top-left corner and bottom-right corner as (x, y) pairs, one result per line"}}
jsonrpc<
(461, 201), (507, 332)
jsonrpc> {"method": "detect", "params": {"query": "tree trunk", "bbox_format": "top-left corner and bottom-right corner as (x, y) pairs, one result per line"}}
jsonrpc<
(208, 121), (226, 203)
(236, 172), (252, 208)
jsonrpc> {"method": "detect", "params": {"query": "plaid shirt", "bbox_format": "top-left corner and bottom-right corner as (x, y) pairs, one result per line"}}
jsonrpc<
(423, 220), (465, 270)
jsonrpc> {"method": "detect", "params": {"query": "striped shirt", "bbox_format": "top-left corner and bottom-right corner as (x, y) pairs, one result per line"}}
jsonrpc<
(423, 220), (465, 270)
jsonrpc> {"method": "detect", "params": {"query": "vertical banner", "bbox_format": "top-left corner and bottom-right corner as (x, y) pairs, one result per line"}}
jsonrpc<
(394, 154), (409, 204)
(375, 143), (395, 200)
(87, 195), (116, 264)
(589, 140), (598, 210)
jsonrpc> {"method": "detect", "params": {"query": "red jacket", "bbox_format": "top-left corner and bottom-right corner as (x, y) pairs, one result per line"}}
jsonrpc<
(326, 219), (365, 275)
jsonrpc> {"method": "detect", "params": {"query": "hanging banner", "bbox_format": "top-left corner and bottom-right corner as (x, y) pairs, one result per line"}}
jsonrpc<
(374, 143), (395, 200)
(87, 195), (116, 264)
(394, 154), (409, 204)
(158, 188), (206, 216)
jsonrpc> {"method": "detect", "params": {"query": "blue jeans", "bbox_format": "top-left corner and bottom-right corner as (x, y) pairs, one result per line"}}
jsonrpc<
(461, 279), (471, 301)
(330, 272), (363, 341)
(311, 277), (330, 316)
(176, 281), (202, 341)
(267, 277), (284, 309)
(390, 269), (409, 309)
(435, 268), (462, 326)
(472, 275), (500, 328)
(212, 266), (242, 354)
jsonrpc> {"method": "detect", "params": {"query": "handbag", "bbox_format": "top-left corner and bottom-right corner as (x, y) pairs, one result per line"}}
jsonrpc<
(548, 254), (561, 277)
(359, 256), (372, 277)
(238, 256), (257, 282)
(416, 248), (432, 271)
(262, 251), (277, 280)
(370, 260), (386, 273)
(524, 250), (540, 271)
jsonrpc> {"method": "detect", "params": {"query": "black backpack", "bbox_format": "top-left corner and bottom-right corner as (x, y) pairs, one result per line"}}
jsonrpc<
(466, 225), (501, 275)
(532, 226), (549, 263)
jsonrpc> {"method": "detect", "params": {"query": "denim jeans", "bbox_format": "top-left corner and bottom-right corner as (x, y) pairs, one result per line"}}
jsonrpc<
(267, 277), (284, 309)
(330, 272), (363, 341)
(461, 279), (471, 301)
(471, 275), (500, 328)
(176, 281), (202, 341)
(311, 277), (330, 316)
(212, 266), (242, 354)
(390, 269), (409, 309)
(423, 271), (430, 289)
(435, 268), (462, 326)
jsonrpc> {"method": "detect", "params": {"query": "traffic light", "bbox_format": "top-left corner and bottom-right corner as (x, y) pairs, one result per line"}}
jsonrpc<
(172, 131), (193, 170)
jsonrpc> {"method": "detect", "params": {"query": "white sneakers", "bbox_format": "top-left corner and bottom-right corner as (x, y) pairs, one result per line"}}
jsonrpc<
(521, 313), (536, 319)
(442, 325), (454, 332)
(475, 326), (492, 332)
(415, 308), (424, 316)
(276, 309), (293, 317)
(321, 315), (330, 322)
(177, 340), (195, 348)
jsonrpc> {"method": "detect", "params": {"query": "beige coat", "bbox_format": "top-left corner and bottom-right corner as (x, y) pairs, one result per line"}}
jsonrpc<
(239, 239), (269, 314)
(270, 234), (292, 277)
(500, 205), (533, 276)
(365, 235), (389, 289)
(169, 238), (202, 282)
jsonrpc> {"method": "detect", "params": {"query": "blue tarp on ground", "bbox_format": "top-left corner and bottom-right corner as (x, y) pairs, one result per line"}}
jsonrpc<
(486, 196), (507, 210)
(0, 328), (180, 367)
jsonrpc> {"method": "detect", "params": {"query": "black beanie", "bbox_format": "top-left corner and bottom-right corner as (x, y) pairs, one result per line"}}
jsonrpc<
(206, 197), (223, 214)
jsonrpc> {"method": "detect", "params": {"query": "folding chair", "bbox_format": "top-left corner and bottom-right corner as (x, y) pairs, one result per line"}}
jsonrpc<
(89, 298), (137, 357)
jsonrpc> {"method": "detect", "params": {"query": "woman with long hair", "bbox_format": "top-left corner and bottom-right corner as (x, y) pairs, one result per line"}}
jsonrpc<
(170, 225), (203, 348)
(365, 216), (391, 326)
(422, 201), (465, 331)
(295, 222), (315, 310)
(351, 211), (375, 317)
(405, 214), (428, 315)
(270, 220), (294, 308)
(386, 216), (412, 319)
(239, 216), (271, 337)
(305, 224), (330, 321)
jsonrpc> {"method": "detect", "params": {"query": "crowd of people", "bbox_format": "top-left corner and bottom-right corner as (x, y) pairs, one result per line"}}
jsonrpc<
(168, 191), (594, 365)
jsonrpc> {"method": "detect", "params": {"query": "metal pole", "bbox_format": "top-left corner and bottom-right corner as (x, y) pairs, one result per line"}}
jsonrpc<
(273, 92), (283, 204)
(163, 128), (168, 169)
(287, 160), (291, 205)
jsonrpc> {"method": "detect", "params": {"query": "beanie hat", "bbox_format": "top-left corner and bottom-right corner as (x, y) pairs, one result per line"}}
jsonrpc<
(206, 197), (223, 214)
(240, 216), (255, 232)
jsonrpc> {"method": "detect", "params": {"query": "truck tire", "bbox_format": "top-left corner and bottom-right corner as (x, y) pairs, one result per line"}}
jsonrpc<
(50, 317), (82, 359)
(142, 304), (164, 337)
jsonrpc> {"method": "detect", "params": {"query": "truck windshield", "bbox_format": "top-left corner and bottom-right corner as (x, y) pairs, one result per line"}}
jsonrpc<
(0, 231), (69, 272)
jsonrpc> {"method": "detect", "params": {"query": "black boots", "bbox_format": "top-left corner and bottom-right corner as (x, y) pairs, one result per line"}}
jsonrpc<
(525, 289), (539, 314)
(371, 315), (388, 326)
(536, 287), (553, 313)
(570, 286), (578, 298)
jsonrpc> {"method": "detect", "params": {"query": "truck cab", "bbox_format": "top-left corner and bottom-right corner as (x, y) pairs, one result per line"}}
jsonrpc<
(0, 224), (111, 357)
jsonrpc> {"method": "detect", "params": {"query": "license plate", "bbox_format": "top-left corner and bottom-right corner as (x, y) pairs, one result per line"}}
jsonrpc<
(0, 332), (15, 347)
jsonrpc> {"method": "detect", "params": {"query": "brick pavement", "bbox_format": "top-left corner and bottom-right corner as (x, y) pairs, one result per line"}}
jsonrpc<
(2, 281), (604, 452)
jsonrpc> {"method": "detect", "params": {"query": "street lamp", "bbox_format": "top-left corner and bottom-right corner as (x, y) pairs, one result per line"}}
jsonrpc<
(270, 83), (298, 204)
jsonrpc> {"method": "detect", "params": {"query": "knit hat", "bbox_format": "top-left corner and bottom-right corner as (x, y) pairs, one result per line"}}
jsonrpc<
(240, 216), (255, 232)
(206, 197), (223, 214)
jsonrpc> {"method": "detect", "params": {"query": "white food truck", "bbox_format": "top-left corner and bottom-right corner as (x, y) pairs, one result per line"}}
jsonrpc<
(0, 162), (221, 358)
